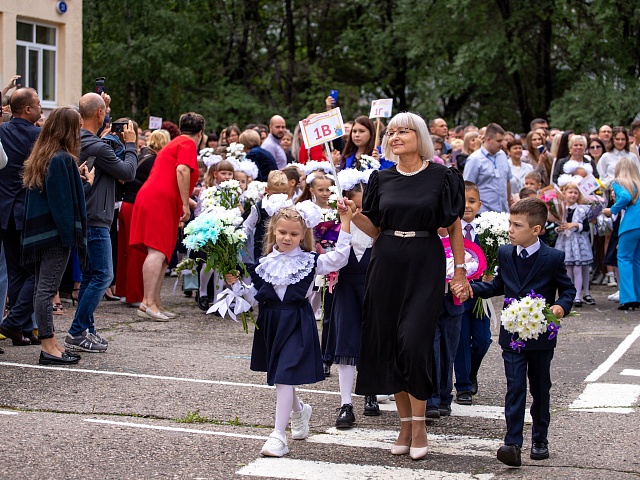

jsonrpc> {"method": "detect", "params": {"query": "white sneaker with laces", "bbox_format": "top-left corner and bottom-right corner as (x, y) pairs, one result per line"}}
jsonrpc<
(260, 430), (289, 457)
(606, 273), (618, 287)
(608, 291), (620, 302)
(290, 403), (312, 440)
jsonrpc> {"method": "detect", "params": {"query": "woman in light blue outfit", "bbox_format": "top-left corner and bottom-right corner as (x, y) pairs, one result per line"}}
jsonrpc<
(604, 157), (640, 310)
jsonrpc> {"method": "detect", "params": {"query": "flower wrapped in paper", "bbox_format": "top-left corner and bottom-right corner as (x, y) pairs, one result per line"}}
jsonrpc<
(501, 290), (578, 352)
(441, 237), (487, 308)
(539, 186), (566, 225)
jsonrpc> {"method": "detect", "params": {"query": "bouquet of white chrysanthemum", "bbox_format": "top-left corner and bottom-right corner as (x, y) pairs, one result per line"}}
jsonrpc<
(501, 291), (577, 351)
(474, 211), (511, 274)
(358, 154), (381, 171)
(327, 185), (340, 210)
(226, 142), (246, 162)
(243, 180), (267, 212)
(200, 180), (243, 212)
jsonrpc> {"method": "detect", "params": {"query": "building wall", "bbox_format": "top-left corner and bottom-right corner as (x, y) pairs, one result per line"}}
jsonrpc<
(0, 0), (82, 109)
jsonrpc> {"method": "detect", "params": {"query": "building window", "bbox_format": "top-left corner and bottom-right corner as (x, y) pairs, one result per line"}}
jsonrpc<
(16, 21), (57, 106)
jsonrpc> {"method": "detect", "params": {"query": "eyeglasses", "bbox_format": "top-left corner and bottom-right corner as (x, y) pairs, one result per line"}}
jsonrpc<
(385, 128), (415, 138)
(588, 145), (602, 150)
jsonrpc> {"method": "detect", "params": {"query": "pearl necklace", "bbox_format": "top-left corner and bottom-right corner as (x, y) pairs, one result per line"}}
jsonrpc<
(397, 159), (429, 176)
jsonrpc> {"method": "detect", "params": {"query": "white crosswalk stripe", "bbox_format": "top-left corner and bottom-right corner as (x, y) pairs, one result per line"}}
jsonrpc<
(236, 457), (495, 480)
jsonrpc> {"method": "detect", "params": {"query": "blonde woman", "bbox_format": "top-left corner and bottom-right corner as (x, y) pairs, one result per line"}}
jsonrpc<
(346, 112), (470, 460)
(603, 157), (640, 310)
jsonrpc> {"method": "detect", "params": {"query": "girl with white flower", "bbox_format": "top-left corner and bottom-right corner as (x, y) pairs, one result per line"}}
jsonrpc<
(554, 181), (594, 307)
(237, 201), (353, 458)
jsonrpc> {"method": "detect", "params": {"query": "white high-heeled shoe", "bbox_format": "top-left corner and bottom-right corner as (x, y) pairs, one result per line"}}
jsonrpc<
(390, 417), (412, 455)
(409, 416), (428, 460)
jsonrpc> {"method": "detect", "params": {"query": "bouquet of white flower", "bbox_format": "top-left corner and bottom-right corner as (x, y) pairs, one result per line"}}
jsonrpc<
(474, 211), (511, 275)
(200, 180), (243, 212)
(243, 180), (267, 212)
(501, 291), (577, 351)
(226, 142), (245, 162)
(358, 154), (381, 171)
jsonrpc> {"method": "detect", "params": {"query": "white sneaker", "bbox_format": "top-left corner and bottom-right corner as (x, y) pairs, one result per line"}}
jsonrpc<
(608, 291), (620, 302)
(290, 403), (312, 440)
(260, 430), (289, 457)
(377, 395), (390, 403)
(606, 273), (618, 287)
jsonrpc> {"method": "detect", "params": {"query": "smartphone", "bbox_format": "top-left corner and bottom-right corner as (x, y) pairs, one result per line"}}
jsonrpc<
(95, 77), (106, 94)
(329, 89), (339, 107)
(85, 156), (96, 171)
(15, 76), (21, 87)
(111, 121), (127, 133)
(537, 145), (545, 154)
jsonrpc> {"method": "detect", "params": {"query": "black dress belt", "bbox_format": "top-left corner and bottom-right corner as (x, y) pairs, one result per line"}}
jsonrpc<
(381, 229), (433, 238)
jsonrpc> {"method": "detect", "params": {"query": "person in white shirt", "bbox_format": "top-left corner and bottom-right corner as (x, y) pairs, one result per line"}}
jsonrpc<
(597, 126), (640, 186)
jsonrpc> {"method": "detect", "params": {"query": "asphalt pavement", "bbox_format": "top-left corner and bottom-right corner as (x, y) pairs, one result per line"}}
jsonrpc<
(0, 280), (639, 480)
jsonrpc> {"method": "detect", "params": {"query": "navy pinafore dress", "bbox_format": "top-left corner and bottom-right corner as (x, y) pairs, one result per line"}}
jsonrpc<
(249, 253), (325, 386)
(324, 247), (372, 366)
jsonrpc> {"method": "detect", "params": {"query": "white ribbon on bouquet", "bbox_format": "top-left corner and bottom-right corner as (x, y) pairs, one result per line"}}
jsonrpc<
(207, 281), (256, 322)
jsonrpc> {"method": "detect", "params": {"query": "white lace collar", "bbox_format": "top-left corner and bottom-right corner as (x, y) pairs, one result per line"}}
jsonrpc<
(255, 246), (315, 286)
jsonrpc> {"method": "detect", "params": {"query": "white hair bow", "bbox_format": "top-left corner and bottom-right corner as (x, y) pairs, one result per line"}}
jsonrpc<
(557, 174), (583, 187)
(264, 193), (293, 216)
(295, 200), (323, 228)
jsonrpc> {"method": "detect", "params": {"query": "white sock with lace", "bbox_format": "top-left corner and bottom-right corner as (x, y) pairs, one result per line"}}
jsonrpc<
(338, 364), (356, 405)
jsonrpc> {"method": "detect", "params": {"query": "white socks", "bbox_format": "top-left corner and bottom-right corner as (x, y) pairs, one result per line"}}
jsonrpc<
(338, 364), (356, 406)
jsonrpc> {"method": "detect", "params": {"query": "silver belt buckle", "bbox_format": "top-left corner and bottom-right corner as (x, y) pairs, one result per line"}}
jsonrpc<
(394, 230), (415, 238)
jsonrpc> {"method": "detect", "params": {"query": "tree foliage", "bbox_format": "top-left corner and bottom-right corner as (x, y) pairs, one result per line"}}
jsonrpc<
(83, 0), (640, 133)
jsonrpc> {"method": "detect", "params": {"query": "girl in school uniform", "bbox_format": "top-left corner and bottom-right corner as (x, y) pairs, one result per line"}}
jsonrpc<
(323, 180), (379, 427)
(554, 177), (594, 307)
(240, 200), (353, 457)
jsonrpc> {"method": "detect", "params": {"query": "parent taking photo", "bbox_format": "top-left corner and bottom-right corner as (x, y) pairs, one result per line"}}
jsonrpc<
(130, 112), (204, 321)
(345, 112), (470, 461)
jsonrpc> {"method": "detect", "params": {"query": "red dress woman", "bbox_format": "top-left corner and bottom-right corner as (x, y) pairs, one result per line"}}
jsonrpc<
(130, 113), (204, 320)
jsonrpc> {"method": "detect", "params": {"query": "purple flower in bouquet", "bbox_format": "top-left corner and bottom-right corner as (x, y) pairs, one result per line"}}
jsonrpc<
(509, 337), (526, 352)
(547, 322), (561, 340)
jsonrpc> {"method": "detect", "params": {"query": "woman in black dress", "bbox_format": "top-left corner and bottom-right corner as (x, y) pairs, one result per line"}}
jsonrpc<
(345, 112), (471, 460)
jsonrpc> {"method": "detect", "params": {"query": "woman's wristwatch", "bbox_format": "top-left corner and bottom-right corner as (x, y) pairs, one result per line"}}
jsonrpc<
(455, 263), (468, 271)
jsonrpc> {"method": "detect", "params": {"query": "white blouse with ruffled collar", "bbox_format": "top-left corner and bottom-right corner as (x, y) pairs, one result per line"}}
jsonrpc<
(256, 230), (352, 301)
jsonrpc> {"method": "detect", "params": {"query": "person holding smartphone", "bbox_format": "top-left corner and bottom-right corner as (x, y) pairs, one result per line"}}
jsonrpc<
(64, 92), (137, 354)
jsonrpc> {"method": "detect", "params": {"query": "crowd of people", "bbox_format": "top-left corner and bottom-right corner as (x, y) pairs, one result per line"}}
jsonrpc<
(1, 75), (640, 467)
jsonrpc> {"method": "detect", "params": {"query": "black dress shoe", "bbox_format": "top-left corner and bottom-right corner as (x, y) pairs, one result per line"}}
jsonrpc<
(363, 395), (380, 416)
(497, 444), (522, 467)
(455, 392), (473, 405)
(25, 334), (41, 345)
(425, 406), (440, 419)
(574, 300), (583, 307)
(583, 295), (596, 305)
(438, 404), (452, 416)
(530, 441), (549, 460)
(39, 351), (80, 365)
(64, 350), (82, 359)
(197, 294), (210, 311)
(618, 302), (640, 311)
(0, 325), (31, 346)
(470, 376), (479, 395)
(0, 346), (4, 354)
(335, 403), (355, 428)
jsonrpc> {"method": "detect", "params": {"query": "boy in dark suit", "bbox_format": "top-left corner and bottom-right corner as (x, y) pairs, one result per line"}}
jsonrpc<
(463, 198), (575, 467)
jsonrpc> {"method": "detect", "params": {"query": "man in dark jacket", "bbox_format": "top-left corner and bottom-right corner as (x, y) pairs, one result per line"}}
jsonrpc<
(0, 88), (41, 347)
(64, 93), (137, 353)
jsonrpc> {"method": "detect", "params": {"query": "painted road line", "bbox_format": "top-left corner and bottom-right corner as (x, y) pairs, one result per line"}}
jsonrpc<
(569, 383), (640, 413)
(585, 322), (640, 383)
(84, 418), (269, 440)
(307, 427), (500, 457)
(378, 400), (532, 423)
(0, 361), (339, 396)
(237, 458), (495, 480)
(0, 411), (18, 416)
(620, 369), (640, 377)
